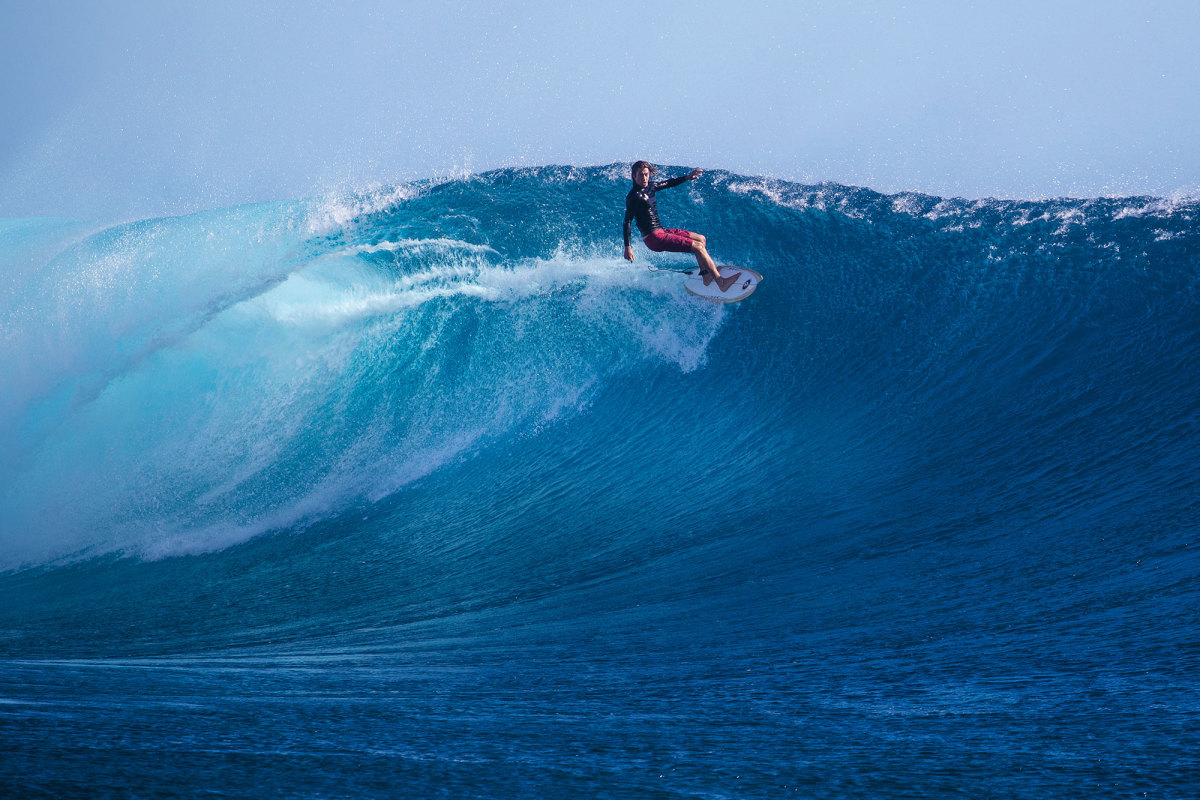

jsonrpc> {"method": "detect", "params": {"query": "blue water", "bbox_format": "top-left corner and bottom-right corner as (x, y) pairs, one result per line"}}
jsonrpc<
(2, 166), (1198, 798)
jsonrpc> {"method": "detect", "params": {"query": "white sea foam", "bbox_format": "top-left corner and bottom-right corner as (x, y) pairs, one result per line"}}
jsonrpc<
(348, 238), (499, 256)
(726, 177), (870, 219)
(0, 224), (726, 569)
(304, 183), (425, 235)
(1111, 195), (1194, 220)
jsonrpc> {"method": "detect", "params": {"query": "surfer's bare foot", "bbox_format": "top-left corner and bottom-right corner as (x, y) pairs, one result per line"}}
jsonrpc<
(715, 271), (742, 293)
(702, 271), (716, 286)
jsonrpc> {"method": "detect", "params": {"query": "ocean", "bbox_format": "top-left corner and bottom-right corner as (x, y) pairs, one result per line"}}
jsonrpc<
(2, 165), (1198, 798)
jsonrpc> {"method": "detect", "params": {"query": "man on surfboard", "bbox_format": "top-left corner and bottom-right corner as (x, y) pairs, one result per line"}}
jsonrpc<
(623, 161), (741, 292)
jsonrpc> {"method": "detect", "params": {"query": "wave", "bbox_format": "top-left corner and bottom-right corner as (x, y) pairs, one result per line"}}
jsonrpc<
(4, 166), (1199, 798)
(1, 165), (1197, 649)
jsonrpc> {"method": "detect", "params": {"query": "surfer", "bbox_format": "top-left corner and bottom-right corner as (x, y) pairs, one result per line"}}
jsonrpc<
(623, 161), (740, 292)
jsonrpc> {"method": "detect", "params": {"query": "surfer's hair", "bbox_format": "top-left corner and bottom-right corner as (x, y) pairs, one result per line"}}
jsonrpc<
(631, 161), (657, 179)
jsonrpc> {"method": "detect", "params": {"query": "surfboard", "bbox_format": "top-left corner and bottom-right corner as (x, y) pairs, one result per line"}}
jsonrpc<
(684, 266), (762, 303)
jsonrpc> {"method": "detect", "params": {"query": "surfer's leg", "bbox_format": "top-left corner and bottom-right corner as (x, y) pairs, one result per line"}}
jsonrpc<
(693, 245), (719, 283)
(647, 228), (736, 289)
(676, 231), (718, 282)
(689, 237), (739, 290)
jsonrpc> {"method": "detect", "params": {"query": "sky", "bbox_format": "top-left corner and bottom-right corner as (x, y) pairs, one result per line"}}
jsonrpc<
(2, 0), (1198, 218)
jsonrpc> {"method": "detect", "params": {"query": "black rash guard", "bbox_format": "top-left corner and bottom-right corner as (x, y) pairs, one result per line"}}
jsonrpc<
(623, 175), (690, 248)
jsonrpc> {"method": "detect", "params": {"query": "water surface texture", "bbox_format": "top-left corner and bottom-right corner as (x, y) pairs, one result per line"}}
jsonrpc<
(2, 167), (1198, 798)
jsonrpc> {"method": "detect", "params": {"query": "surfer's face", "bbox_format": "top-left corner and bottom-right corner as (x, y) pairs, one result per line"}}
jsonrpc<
(633, 165), (651, 188)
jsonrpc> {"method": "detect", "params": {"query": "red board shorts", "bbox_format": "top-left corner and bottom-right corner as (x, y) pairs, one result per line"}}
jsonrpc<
(642, 228), (696, 254)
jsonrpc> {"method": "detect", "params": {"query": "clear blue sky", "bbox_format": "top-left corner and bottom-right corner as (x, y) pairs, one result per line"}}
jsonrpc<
(3, 0), (1198, 218)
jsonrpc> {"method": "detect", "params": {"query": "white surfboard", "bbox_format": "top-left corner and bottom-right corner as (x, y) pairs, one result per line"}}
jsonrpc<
(685, 266), (762, 303)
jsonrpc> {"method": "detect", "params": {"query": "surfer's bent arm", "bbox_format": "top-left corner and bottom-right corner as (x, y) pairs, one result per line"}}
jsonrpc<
(623, 201), (636, 261)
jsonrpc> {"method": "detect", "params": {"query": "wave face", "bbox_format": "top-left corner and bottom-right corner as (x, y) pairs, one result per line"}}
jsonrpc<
(2, 167), (1199, 798)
